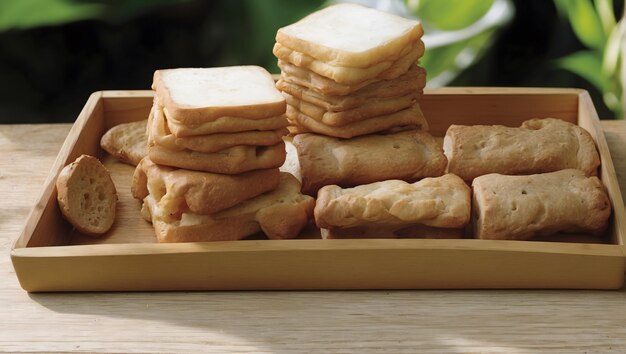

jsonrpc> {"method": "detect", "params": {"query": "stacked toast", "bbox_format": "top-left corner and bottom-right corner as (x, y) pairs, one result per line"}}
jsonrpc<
(131, 66), (315, 242)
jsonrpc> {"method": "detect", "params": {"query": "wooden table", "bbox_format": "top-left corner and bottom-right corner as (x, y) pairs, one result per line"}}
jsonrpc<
(1, 122), (626, 353)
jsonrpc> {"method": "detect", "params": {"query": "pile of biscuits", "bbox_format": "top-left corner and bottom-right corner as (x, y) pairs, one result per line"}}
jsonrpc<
(131, 66), (315, 242)
(274, 3), (428, 138)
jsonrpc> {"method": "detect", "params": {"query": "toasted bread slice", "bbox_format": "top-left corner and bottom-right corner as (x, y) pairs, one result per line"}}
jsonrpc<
(56, 155), (117, 236)
(276, 3), (423, 67)
(153, 66), (286, 124)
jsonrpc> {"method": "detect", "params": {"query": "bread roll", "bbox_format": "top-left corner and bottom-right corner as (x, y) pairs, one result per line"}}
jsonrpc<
(444, 118), (600, 181)
(315, 174), (471, 230)
(472, 169), (611, 240)
(293, 130), (446, 195)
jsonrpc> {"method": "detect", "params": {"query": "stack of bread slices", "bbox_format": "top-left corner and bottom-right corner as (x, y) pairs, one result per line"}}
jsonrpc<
(132, 66), (315, 243)
(274, 3), (428, 138)
(274, 4), (449, 199)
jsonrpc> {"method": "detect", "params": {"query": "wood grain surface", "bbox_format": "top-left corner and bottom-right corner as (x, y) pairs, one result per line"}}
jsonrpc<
(1, 122), (626, 353)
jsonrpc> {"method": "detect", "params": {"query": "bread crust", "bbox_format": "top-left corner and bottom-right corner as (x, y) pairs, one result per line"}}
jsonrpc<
(276, 64), (425, 109)
(153, 66), (285, 124)
(472, 169), (611, 240)
(148, 104), (288, 153)
(56, 155), (117, 236)
(314, 174), (471, 230)
(283, 91), (417, 127)
(148, 141), (286, 174)
(140, 173), (315, 242)
(164, 110), (288, 137)
(320, 224), (463, 239)
(293, 130), (446, 195)
(99, 120), (147, 165)
(132, 157), (281, 215)
(444, 118), (601, 181)
(273, 40), (424, 85)
(286, 103), (428, 139)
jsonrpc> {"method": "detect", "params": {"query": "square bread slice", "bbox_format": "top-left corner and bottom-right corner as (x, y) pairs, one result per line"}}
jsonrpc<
(153, 66), (286, 124)
(276, 3), (423, 68)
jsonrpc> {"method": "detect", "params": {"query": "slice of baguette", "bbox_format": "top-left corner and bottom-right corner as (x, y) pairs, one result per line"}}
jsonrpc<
(56, 155), (117, 236)
(276, 3), (423, 68)
(153, 66), (286, 124)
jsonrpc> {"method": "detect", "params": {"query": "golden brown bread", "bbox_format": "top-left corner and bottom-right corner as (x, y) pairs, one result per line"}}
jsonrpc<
(293, 130), (447, 195)
(139, 173), (315, 242)
(472, 169), (611, 240)
(148, 104), (288, 153)
(286, 103), (428, 139)
(282, 91), (417, 127)
(273, 40), (424, 85)
(444, 118), (601, 181)
(148, 141), (287, 174)
(100, 120), (148, 166)
(131, 157), (280, 215)
(56, 155), (117, 236)
(314, 174), (471, 230)
(276, 64), (425, 110)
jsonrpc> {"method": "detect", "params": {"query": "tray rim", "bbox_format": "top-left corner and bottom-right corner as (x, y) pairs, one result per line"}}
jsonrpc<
(10, 87), (626, 289)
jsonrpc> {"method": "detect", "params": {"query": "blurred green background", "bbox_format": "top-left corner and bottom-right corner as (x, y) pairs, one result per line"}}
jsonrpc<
(0, 0), (623, 123)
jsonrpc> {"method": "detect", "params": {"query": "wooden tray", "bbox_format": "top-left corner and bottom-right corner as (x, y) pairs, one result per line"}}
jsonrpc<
(11, 88), (626, 292)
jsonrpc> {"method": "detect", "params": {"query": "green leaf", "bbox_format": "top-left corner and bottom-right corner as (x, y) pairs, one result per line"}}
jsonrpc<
(408, 0), (495, 31)
(556, 51), (605, 90)
(594, 0), (616, 35)
(556, 0), (606, 51)
(0, 0), (104, 32)
(602, 20), (623, 76)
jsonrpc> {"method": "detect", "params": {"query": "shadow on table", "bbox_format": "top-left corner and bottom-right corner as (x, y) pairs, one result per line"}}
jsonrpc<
(29, 288), (626, 352)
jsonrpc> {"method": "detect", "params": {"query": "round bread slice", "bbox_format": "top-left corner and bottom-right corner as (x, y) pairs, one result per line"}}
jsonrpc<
(56, 154), (117, 236)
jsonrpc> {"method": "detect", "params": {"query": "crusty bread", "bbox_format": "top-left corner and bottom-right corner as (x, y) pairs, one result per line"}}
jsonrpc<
(314, 174), (471, 230)
(273, 40), (424, 84)
(444, 118), (601, 181)
(293, 130), (446, 195)
(472, 169), (611, 240)
(164, 110), (288, 137)
(56, 155), (117, 236)
(148, 103), (288, 153)
(100, 119), (147, 165)
(148, 141), (287, 174)
(275, 3), (423, 67)
(283, 91), (417, 127)
(140, 173), (315, 242)
(287, 103), (428, 139)
(132, 157), (281, 215)
(152, 66), (285, 124)
(320, 224), (463, 239)
(276, 64), (425, 109)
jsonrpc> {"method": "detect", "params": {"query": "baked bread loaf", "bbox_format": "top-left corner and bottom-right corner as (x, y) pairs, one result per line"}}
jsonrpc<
(100, 120), (148, 165)
(315, 174), (471, 230)
(472, 169), (611, 240)
(56, 154), (117, 236)
(132, 157), (280, 215)
(152, 66), (286, 124)
(293, 130), (447, 195)
(139, 173), (315, 242)
(444, 118), (600, 181)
